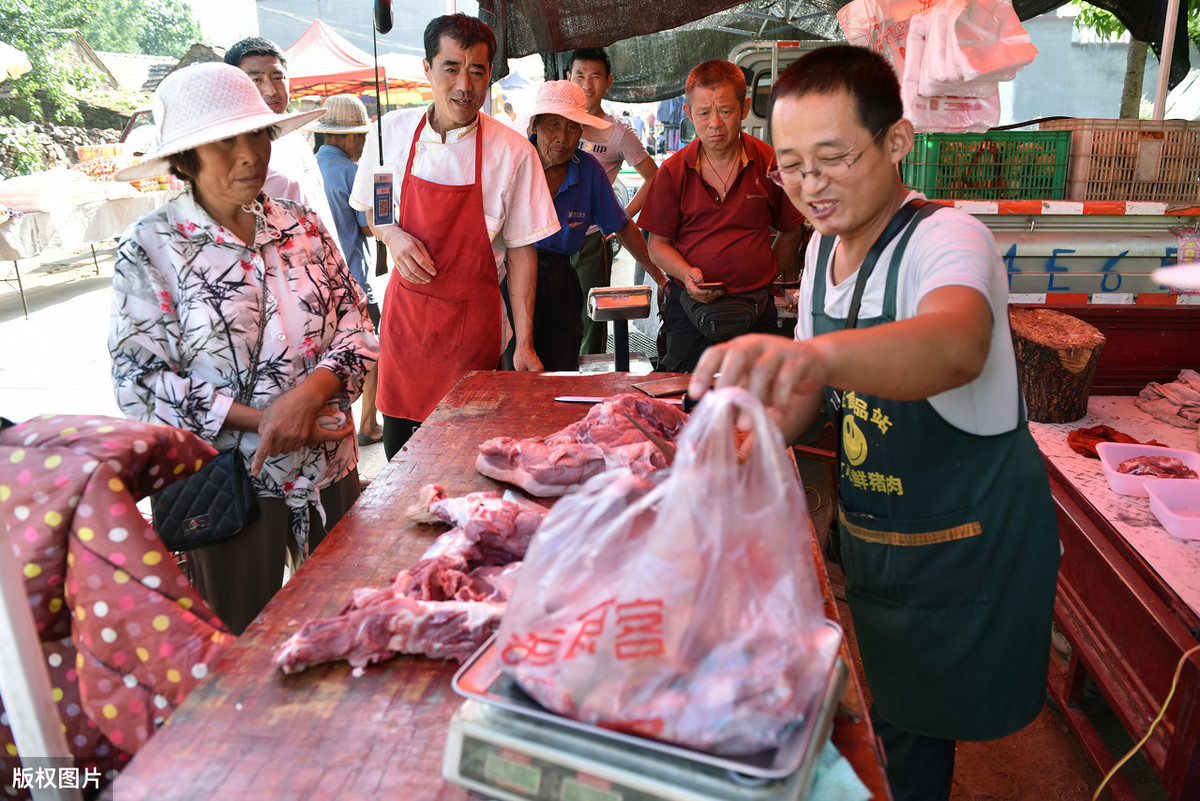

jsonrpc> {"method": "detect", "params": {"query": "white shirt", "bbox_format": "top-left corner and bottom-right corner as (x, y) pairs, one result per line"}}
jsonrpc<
(350, 106), (559, 272)
(580, 113), (652, 184)
(794, 192), (1020, 435)
(265, 131), (342, 259)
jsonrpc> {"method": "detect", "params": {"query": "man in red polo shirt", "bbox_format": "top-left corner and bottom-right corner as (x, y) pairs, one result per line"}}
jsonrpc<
(639, 60), (806, 373)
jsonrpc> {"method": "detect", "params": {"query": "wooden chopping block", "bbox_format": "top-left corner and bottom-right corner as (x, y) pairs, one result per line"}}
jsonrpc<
(1009, 307), (1106, 423)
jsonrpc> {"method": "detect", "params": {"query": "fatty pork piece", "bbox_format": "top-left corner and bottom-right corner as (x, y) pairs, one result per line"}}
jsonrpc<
(274, 595), (505, 673)
(476, 393), (688, 496)
(1117, 455), (1199, 479)
(405, 483), (548, 558)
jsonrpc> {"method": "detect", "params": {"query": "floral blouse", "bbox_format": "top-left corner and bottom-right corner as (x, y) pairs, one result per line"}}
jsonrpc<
(109, 190), (379, 536)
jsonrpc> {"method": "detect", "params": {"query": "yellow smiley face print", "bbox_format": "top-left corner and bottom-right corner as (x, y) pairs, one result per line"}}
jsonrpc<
(842, 414), (868, 466)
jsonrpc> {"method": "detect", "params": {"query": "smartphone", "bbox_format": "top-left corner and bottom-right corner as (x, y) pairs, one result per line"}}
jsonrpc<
(696, 281), (727, 291)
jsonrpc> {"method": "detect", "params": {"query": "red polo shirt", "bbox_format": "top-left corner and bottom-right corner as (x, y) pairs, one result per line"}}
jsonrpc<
(638, 134), (804, 293)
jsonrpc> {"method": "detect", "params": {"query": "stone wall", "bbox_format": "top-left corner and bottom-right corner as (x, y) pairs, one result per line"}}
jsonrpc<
(0, 120), (122, 177)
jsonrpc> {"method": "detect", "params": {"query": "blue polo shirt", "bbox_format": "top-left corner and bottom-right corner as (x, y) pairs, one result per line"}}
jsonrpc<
(532, 139), (629, 256)
(314, 143), (374, 304)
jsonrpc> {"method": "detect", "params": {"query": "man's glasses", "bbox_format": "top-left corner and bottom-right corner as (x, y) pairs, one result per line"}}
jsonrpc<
(767, 125), (888, 187)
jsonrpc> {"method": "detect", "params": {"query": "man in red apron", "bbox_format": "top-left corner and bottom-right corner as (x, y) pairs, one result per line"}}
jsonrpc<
(689, 46), (1059, 801)
(350, 15), (559, 459)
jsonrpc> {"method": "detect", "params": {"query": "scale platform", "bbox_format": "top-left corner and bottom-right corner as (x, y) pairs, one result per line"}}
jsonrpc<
(442, 622), (846, 801)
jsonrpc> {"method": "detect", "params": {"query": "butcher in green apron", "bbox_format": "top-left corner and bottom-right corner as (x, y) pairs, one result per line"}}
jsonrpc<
(690, 46), (1059, 801)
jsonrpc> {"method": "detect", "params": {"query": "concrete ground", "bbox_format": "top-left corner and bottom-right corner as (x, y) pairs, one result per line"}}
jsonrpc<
(1, 241), (1168, 801)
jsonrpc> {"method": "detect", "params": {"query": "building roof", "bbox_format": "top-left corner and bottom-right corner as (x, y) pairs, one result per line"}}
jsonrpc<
(93, 50), (177, 92)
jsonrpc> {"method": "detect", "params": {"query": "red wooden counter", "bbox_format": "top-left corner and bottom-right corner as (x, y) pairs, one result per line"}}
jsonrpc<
(110, 371), (889, 801)
(1029, 398), (1200, 801)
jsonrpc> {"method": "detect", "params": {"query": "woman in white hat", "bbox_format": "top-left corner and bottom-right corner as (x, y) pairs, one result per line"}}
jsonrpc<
(513, 80), (663, 370)
(108, 62), (380, 635)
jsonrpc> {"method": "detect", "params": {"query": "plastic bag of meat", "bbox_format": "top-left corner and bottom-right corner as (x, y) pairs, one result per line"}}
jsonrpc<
(495, 387), (827, 756)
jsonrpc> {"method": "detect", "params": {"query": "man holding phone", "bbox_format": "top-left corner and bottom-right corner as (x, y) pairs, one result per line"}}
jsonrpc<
(638, 60), (805, 372)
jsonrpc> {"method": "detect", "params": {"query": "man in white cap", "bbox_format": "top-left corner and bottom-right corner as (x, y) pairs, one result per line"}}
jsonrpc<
(308, 94), (383, 446)
(350, 14), (558, 459)
(225, 36), (339, 242)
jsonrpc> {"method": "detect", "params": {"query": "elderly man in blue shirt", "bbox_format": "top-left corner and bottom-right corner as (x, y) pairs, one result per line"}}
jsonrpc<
(307, 95), (383, 444)
(512, 81), (665, 370)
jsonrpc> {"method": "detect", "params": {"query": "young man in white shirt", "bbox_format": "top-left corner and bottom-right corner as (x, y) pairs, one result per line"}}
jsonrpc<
(225, 37), (339, 247)
(568, 47), (661, 355)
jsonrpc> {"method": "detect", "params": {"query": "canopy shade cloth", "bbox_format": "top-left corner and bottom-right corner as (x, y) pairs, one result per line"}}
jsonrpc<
(475, 0), (1191, 103)
(283, 18), (430, 100)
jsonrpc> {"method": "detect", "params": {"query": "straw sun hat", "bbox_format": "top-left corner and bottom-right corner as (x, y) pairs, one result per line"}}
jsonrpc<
(303, 94), (371, 134)
(522, 80), (612, 141)
(114, 62), (326, 181)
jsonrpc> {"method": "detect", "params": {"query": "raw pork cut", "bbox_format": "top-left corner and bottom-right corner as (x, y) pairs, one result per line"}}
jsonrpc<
(274, 487), (546, 672)
(1117, 455), (1198, 479)
(476, 393), (688, 496)
(274, 596), (504, 672)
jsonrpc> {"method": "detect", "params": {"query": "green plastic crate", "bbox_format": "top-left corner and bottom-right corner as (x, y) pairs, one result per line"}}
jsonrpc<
(901, 130), (1072, 200)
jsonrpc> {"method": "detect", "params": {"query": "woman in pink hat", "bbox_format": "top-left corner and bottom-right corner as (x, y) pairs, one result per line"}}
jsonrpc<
(511, 80), (664, 370)
(108, 62), (380, 634)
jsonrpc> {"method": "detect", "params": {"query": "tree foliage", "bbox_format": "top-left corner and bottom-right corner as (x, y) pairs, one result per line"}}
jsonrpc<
(78, 0), (203, 59)
(0, 0), (203, 123)
(1073, 0), (1200, 50)
(0, 0), (101, 122)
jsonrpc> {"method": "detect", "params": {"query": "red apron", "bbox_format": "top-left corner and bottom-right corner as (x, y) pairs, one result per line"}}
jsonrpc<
(377, 115), (502, 421)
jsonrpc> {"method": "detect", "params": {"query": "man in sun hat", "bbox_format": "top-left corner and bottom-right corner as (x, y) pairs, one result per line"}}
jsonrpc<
(225, 36), (339, 245)
(350, 14), (558, 459)
(109, 62), (379, 634)
(514, 79), (663, 369)
(307, 94), (384, 445)
(638, 59), (807, 373)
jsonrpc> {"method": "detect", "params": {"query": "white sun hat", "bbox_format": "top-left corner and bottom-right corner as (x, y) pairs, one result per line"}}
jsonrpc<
(521, 80), (612, 141)
(114, 62), (326, 181)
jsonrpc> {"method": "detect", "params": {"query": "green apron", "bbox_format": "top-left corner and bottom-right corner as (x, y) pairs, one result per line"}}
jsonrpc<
(813, 211), (1060, 741)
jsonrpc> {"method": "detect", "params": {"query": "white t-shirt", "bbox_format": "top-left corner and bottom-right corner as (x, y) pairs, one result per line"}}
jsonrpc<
(580, 113), (651, 184)
(794, 192), (1020, 435)
(350, 106), (559, 273)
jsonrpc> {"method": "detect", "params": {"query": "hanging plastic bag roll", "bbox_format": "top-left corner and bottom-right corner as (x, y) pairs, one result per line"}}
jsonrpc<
(495, 387), (828, 755)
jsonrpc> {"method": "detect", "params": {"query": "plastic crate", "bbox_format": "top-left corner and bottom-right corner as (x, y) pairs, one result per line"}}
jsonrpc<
(901, 131), (1071, 200)
(1037, 118), (1200, 203)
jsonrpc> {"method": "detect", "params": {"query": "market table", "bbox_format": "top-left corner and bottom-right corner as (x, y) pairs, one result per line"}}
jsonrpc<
(0, 190), (170, 317)
(110, 370), (890, 801)
(1029, 397), (1200, 801)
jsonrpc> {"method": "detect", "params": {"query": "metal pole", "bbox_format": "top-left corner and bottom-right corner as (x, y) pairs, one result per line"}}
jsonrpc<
(13, 260), (28, 319)
(613, 319), (630, 373)
(1152, 0), (1181, 119)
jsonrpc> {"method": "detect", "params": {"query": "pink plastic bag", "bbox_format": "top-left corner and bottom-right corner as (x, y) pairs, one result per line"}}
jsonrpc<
(495, 387), (827, 755)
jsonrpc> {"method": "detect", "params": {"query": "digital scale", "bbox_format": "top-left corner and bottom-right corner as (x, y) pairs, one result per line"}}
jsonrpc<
(442, 623), (846, 801)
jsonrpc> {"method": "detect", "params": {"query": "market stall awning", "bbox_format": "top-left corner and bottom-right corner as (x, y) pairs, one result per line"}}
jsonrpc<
(283, 18), (429, 100)
(477, 0), (1191, 103)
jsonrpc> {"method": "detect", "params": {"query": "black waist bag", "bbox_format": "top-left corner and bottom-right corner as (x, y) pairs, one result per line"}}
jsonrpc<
(680, 287), (771, 342)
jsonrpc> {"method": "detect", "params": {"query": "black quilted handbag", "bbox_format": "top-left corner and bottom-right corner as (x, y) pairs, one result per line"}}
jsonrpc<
(150, 266), (268, 552)
(150, 448), (261, 551)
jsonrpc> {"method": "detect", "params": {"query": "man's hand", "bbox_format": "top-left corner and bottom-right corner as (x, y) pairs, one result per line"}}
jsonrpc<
(512, 341), (544, 372)
(377, 225), (436, 284)
(689, 333), (829, 441)
(681, 267), (726, 303)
